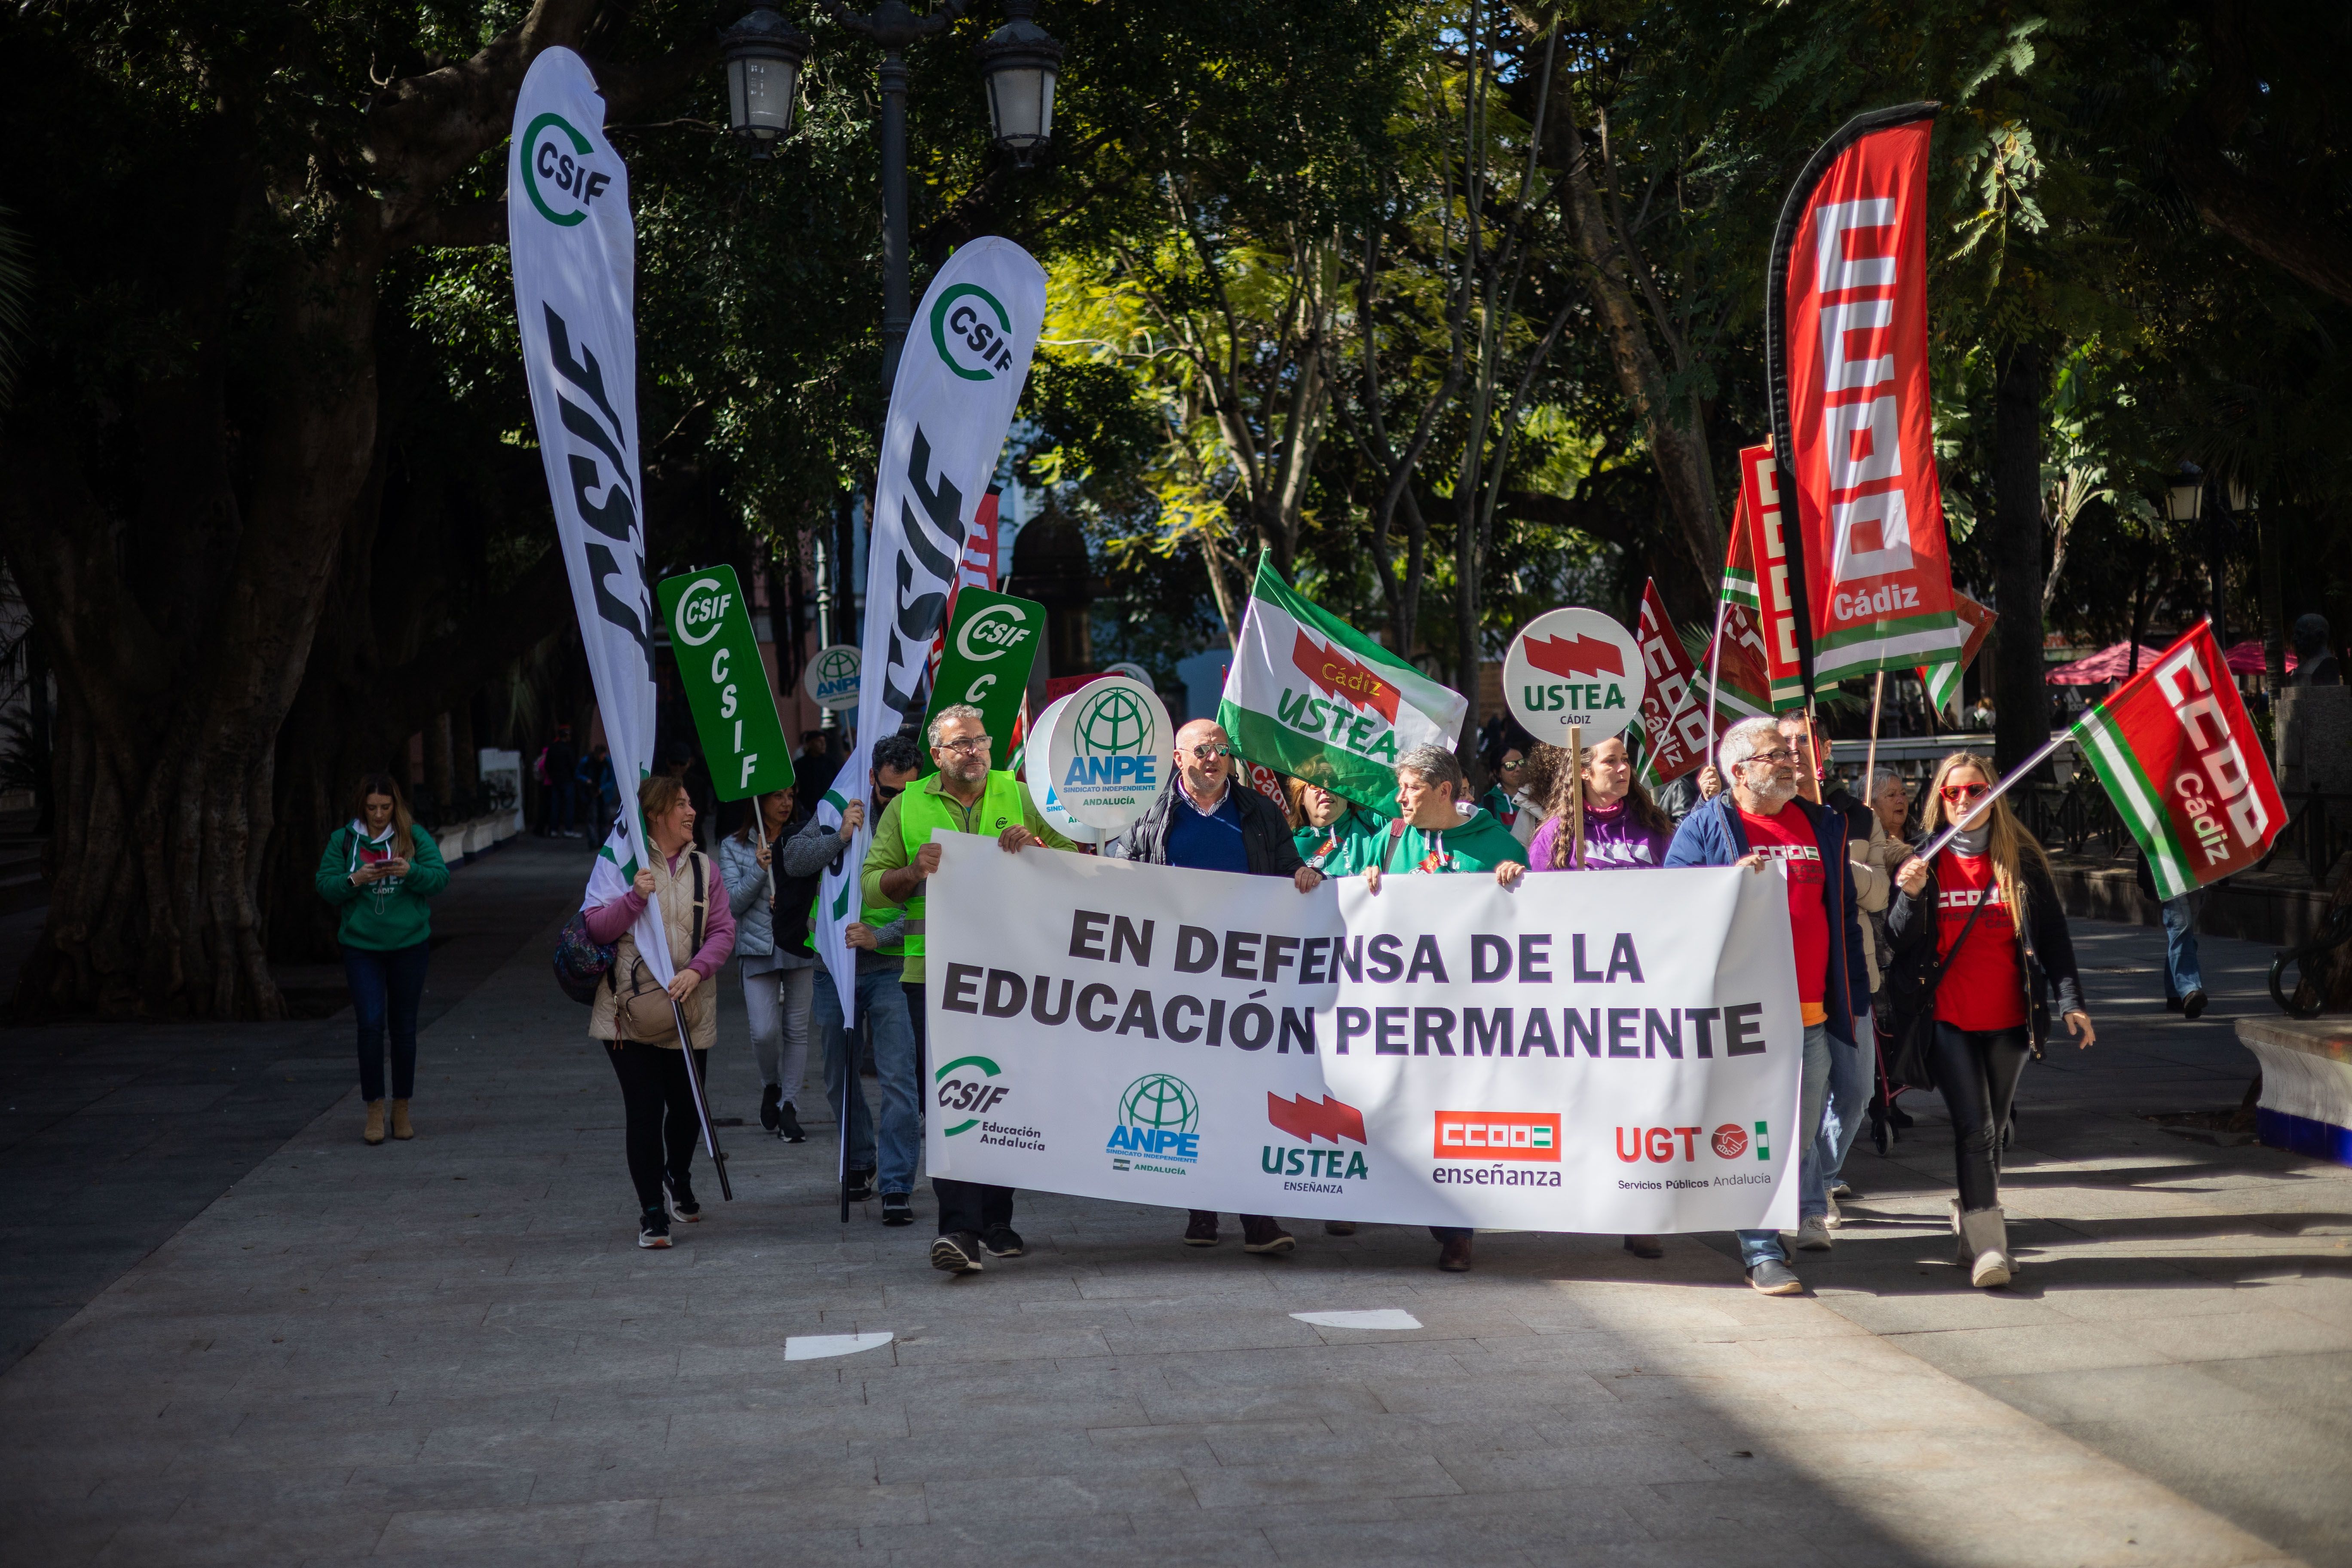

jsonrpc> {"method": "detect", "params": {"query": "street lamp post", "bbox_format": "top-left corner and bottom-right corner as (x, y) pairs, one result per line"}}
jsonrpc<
(718, 1), (1063, 393)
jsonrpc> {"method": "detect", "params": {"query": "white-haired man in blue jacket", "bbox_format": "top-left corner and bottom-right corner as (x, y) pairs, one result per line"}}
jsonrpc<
(1666, 714), (1870, 1294)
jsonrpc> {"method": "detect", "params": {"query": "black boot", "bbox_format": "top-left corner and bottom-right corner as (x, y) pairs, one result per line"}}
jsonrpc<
(778, 1100), (805, 1143)
(760, 1083), (783, 1133)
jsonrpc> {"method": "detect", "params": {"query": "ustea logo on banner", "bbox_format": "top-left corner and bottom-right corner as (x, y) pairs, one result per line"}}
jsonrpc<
(520, 113), (613, 227)
(931, 284), (1019, 382)
(1107, 1073), (1199, 1173)
(1262, 1093), (1371, 1192)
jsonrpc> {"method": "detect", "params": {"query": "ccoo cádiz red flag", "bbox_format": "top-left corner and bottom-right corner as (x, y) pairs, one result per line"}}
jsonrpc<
(2068, 622), (2287, 900)
(1633, 580), (1710, 785)
(1766, 104), (1966, 687)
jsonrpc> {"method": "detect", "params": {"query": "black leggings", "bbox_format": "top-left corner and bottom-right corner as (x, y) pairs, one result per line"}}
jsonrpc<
(605, 1041), (707, 1211)
(1928, 1022), (2030, 1212)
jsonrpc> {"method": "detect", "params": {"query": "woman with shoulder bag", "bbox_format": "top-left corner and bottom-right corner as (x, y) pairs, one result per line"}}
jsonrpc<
(584, 775), (736, 1249)
(315, 774), (450, 1145)
(1887, 753), (2096, 1289)
(719, 786), (818, 1141)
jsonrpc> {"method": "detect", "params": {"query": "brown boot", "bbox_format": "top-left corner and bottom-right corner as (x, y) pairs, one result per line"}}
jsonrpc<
(364, 1100), (386, 1145)
(390, 1100), (414, 1140)
(1436, 1233), (1474, 1272)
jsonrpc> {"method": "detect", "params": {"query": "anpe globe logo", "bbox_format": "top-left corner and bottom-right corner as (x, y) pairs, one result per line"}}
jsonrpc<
(930, 283), (1018, 381)
(520, 113), (612, 228)
(1107, 1072), (1201, 1169)
(1077, 686), (1154, 756)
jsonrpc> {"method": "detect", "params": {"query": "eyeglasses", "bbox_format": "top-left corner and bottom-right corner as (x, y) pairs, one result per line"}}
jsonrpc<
(1183, 743), (1231, 760)
(1940, 783), (1990, 803)
(1743, 748), (1798, 766)
(937, 736), (991, 755)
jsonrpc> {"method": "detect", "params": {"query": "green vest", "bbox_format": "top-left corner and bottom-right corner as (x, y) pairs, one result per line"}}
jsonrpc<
(896, 771), (1030, 959)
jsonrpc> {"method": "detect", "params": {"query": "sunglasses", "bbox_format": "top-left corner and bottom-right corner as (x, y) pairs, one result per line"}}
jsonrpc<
(1183, 744), (1231, 760)
(1939, 783), (1991, 803)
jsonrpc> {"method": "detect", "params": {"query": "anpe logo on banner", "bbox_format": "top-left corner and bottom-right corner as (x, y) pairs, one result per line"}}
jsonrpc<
(520, 113), (611, 227)
(1107, 1073), (1200, 1172)
(1433, 1111), (1562, 1162)
(931, 283), (1018, 381)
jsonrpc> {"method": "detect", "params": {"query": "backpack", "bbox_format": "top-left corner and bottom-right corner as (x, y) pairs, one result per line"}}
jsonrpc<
(553, 851), (710, 1009)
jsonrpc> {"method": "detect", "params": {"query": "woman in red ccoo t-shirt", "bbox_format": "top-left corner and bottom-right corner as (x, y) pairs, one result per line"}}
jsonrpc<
(1887, 753), (2095, 1291)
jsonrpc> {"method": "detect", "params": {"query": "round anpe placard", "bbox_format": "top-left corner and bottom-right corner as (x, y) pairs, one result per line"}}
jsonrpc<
(1023, 693), (1101, 846)
(802, 644), (861, 711)
(1503, 607), (1647, 744)
(1043, 675), (1173, 831)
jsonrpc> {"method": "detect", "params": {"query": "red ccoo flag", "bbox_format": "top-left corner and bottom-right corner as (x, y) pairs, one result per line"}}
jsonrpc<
(1267, 1093), (1368, 1146)
(1291, 628), (1401, 723)
(1522, 633), (1625, 681)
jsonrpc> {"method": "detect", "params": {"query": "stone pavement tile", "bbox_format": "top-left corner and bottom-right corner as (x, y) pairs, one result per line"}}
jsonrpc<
(2118, 1305), (2352, 1363)
(922, 1467), (1200, 1519)
(1181, 1452), (1462, 1509)
(573, 1534), (865, 1568)
(900, 1390), (1152, 1436)
(852, 1425), (1218, 1482)
(861, 1515), (1277, 1565)
(1876, 1320), (2175, 1380)
(647, 1483), (926, 1534)
(372, 1496), (657, 1554)
(2194, 1350), (2352, 1444)
(1135, 1381), (1388, 1426)
(1813, 1285), (2076, 1333)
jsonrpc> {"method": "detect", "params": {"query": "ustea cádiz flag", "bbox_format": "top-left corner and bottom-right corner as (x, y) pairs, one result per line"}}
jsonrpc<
(2070, 622), (2286, 900)
(1219, 558), (1467, 811)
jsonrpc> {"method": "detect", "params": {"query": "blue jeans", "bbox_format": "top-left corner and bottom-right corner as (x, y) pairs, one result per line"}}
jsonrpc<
(815, 963), (921, 1196)
(1738, 1023), (1835, 1267)
(547, 779), (575, 833)
(343, 942), (430, 1102)
(1811, 1029), (1868, 1208)
(2161, 894), (2205, 1002)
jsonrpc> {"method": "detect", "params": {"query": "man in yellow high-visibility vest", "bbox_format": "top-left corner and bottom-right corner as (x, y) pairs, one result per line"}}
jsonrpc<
(863, 703), (1077, 1274)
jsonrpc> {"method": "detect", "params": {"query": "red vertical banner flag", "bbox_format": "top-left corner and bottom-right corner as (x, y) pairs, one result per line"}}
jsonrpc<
(2069, 622), (2286, 899)
(929, 488), (1003, 678)
(1771, 106), (1966, 686)
(1634, 580), (1709, 784)
(1737, 442), (1810, 710)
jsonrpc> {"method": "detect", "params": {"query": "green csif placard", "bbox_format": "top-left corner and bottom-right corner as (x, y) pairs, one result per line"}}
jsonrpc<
(920, 586), (1046, 772)
(658, 565), (794, 801)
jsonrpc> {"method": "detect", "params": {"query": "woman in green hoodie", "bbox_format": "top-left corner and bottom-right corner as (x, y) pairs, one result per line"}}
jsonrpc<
(1283, 777), (1385, 873)
(315, 773), (450, 1145)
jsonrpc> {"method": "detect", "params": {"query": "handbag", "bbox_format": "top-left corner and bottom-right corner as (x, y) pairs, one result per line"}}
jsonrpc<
(1885, 869), (1989, 1089)
(612, 851), (710, 1044)
(551, 911), (616, 1004)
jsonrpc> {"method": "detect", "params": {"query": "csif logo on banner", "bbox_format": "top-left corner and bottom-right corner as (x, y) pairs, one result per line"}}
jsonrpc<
(931, 284), (1018, 382)
(521, 113), (613, 227)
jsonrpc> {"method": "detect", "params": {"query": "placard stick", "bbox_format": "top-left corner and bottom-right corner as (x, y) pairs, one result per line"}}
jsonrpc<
(1566, 724), (1584, 869)
(1702, 596), (1728, 749)
(1799, 708), (1823, 803)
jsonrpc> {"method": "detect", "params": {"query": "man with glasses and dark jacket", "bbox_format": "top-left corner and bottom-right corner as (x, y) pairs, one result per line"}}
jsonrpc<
(1112, 718), (1323, 1255)
(1664, 715), (1870, 1295)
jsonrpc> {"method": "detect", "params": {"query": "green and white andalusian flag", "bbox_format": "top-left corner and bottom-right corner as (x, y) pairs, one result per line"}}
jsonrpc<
(1217, 559), (1467, 812)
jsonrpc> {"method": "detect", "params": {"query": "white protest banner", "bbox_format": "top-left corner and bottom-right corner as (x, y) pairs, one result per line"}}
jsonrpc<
(814, 239), (1048, 1022)
(508, 48), (668, 972)
(925, 841), (1801, 1234)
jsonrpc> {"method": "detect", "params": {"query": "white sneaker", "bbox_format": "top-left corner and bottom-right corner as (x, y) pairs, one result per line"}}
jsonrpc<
(1794, 1213), (1834, 1251)
(1823, 1192), (1843, 1229)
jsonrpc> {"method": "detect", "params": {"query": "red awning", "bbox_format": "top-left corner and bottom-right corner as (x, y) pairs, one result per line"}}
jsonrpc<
(2222, 638), (2298, 675)
(2046, 642), (2169, 685)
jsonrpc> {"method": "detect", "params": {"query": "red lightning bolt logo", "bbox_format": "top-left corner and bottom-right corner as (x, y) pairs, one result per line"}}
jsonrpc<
(1267, 1093), (1368, 1145)
(1291, 629), (1400, 723)
(1523, 634), (1625, 680)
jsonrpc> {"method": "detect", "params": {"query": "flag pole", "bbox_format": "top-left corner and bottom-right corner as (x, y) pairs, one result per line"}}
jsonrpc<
(1863, 671), (1885, 803)
(1702, 595), (1728, 757)
(1566, 724), (1584, 869)
(1912, 725), (2076, 864)
(669, 998), (733, 1201)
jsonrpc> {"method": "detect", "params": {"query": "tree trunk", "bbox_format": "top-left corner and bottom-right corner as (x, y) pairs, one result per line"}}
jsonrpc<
(1550, 97), (1721, 584)
(1991, 343), (2048, 777)
(2258, 502), (2287, 692)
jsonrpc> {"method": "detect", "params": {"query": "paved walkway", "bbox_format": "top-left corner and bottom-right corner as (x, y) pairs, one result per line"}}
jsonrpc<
(1, 885), (2346, 1566)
